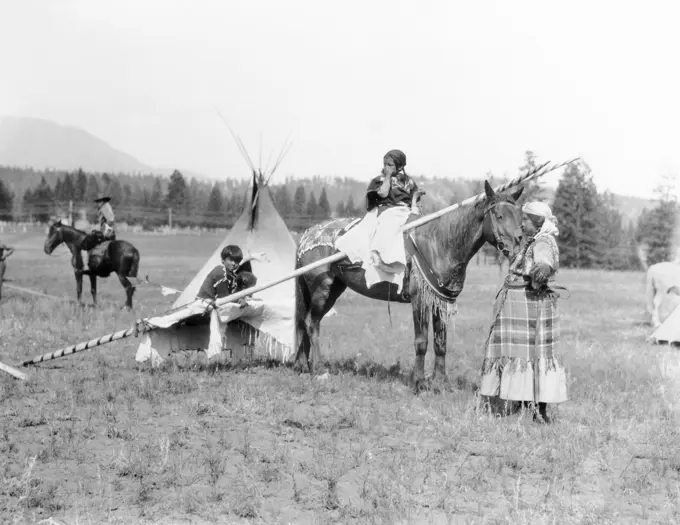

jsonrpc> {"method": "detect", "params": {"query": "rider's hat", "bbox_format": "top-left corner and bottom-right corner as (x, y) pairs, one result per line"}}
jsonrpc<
(94, 193), (111, 203)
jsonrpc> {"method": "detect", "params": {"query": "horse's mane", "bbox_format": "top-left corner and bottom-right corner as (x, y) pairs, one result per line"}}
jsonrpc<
(417, 190), (518, 252)
(55, 221), (88, 236)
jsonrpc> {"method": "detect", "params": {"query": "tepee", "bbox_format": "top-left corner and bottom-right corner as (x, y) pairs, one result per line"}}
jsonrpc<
(650, 289), (680, 345)
(135, 170), (298, 365)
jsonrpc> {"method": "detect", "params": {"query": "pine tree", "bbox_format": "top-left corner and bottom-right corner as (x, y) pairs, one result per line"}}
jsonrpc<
(345, 193), (359, 216)
(293, 186), (307, 217)
(317, 187), (331, 219)
(30, 176), (55, 222)
(306, 191), (318, 218)
(335, 200), (345, 217)
(165, 170), (187, 210)
(645, 202), (677, 265)
(54, 178), (64, 202)
(85, 175), (100, 202)
(0, 179), (14, 220)
(101, 173), (112, 190)
(150, 177), (164, 209)
(74, 169), (88, 202)
(551, 160), (603, 268)
(141, 187), (151, 208)
(596, 192), (630, 270)
(108, 179), (124, 207)
(123, 183), (133, 208)
(274, 186), (292, 216)
(22, 189), (33, 221)
(207, 183), (223, 214)
(60, 173), (76, 203)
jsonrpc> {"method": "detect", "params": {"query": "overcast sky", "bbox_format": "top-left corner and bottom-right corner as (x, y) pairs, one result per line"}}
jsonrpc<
(1, 0), (679, 198)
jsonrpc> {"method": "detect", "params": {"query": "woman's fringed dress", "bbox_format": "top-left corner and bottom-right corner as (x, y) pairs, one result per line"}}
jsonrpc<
(480, 233), (568, 405)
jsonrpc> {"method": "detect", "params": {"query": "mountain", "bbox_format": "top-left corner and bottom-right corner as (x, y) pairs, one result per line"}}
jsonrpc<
(0, 116), (656, 226)
(0, 115), (161, 175)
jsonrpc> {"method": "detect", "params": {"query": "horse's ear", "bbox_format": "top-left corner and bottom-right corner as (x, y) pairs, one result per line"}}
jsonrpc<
(484, 180), (495, 198)
(510, 185), (524, 202)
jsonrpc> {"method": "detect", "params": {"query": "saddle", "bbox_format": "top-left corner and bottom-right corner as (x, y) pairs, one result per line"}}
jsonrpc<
(82, 230), (116, 252)
(334, 213), (457, 302)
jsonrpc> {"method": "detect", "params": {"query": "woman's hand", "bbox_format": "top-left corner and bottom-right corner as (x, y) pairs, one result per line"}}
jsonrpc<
(530, 263), (551, 288)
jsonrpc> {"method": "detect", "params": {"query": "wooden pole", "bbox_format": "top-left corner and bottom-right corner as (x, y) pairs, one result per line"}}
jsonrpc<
(21, 325), (145, 366)
(0, 361), (27, 380)
(21, 158), (578, 367)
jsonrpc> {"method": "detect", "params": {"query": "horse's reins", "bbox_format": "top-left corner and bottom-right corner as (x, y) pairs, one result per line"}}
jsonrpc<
(484, 201), (518, 256)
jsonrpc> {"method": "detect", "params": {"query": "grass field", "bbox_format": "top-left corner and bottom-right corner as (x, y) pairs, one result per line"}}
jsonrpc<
(1, 229), (680, 525)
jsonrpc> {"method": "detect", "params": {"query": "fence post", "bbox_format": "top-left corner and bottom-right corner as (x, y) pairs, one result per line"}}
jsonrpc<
(69, 200), (73, 226)
(168, 208), (173, 229)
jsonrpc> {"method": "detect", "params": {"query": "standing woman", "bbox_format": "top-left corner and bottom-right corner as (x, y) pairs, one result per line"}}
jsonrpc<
(479, 201), (568, 423)
(0, 241), (15, 300)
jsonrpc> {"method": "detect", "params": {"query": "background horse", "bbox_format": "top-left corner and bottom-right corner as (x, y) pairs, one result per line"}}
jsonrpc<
(44, 221), (141, 310)
(646, 261), (680, 327)
(295, 181), (524, 389)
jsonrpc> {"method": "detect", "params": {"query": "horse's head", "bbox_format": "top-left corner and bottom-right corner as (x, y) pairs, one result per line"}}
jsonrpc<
(481, 180), (524, 259)
(44, 219), (66, 255)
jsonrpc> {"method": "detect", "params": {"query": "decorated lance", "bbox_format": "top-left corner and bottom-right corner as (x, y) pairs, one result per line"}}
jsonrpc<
(17, 157), (577, 370)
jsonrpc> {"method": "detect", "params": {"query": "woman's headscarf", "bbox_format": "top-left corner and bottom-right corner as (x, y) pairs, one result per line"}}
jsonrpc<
(384, 149), (407, 173)
(522, 201), (559, 238)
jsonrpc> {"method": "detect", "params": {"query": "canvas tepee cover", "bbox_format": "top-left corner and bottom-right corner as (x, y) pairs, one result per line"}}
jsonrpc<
(135, 172), (298, 364)
(651, 302), (680, 345)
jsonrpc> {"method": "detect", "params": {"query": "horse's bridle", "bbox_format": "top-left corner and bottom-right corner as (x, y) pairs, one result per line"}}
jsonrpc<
(484, 201), (517, 256)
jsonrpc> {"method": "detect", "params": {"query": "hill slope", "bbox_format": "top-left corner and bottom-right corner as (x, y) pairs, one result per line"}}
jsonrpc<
(0, 116), (152, 174)
(0, 116), (656, 226)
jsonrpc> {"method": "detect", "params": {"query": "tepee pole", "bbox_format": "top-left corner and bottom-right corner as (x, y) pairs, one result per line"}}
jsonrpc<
(17, 158), (577, 369)
(209, 158), (576, 309)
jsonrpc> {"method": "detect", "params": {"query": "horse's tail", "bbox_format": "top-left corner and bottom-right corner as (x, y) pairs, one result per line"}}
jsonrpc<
(128, 251), (140, 279)
(121, 246), (141, 279)
(294, 260), (312, 357)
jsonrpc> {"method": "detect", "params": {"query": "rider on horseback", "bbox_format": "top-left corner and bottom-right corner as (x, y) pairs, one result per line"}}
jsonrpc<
(94, 193), (116, 242)
(0, 240), (15, 301)
(335, 149), (425, 292)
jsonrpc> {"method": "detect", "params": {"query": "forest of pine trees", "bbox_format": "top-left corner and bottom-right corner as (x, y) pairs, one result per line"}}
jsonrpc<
(0, 155), (676, 272)
(0, 166), (358, 231)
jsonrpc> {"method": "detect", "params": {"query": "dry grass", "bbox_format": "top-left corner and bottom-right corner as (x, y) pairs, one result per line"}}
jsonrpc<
(1, 229), (679, 524)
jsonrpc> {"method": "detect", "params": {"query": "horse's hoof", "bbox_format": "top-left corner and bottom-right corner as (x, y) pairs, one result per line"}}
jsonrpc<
(432, 371), (449, 384)
(412, 377), (429, 394)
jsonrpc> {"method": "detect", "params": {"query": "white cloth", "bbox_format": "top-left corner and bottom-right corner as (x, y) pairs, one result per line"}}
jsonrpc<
(334, 206), (411, 292)
(135, 296), (295, 365)
(522, 201), (559, 237)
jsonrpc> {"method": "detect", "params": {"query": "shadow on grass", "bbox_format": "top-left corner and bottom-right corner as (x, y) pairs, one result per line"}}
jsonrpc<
(136, 352), (479, 394)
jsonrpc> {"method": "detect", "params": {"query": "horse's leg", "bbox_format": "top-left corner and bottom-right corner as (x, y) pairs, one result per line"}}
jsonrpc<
(306, 273), (346, 375)
(432, 307), (448, 382)
(73, 254), (84, 305)
(0, 260), (5, 300)
(89, 273), (97, 306)
(294, 275), (313, 373)
(118, 273), (134, 310)
(411, 275), (431, 391)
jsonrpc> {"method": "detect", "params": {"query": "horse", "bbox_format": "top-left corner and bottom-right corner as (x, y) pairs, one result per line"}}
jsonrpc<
(645, 261), (680, 327)
(295, 180), (524, 389)
(43, 221), (141, 310)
